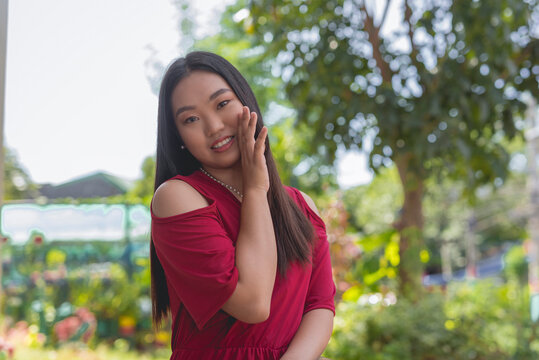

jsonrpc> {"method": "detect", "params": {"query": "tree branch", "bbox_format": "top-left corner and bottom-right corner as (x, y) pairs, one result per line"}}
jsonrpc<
(360, 1), (393, 83)
(404, 0), (421, 71)
(362, 0), (372, 18)
(378, 0), (393, 30)
(404, 0), (428, 96)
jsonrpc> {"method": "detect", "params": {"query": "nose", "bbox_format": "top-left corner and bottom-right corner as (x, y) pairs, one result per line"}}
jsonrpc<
(204, 113), (225, 137)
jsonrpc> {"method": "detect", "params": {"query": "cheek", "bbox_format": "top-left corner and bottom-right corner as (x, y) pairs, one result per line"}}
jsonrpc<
(227, 103), (244, 124)
(176, 125), (201, 149)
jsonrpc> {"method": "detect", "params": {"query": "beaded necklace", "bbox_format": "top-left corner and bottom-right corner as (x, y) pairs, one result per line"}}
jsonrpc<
(199, 167), (243, 199)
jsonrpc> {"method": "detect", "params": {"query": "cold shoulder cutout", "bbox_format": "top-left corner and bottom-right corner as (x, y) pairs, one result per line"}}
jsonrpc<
(152, 179), (209, 218)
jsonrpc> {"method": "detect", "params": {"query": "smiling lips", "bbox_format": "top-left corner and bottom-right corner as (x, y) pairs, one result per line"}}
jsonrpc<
(211, 136), (235, 152)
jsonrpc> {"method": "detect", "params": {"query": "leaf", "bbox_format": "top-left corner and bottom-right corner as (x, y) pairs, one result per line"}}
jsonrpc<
(342, 285), (362, 302)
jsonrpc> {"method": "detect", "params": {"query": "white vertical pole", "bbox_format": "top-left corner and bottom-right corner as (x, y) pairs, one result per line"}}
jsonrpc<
(0, 0), (9, 299)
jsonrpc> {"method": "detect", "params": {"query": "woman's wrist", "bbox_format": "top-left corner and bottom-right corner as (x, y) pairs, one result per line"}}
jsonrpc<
(280, 353), (298, 360)
(281, 353), (320, 360)
(242, 187), (268, 198)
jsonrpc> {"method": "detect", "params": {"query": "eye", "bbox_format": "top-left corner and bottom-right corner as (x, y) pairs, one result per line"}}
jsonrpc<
(183, 116), (198, 124)
(217, 100), (230, 109)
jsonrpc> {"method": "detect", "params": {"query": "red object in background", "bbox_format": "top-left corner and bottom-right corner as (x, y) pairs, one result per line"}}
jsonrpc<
(466, 265), (477, 278)
(0, 337), (15, 358)
(119, 325), (135, 337)
(118, 315), (136, 337)
(33, 236), (43, 245)
(53, 308), (96, 343)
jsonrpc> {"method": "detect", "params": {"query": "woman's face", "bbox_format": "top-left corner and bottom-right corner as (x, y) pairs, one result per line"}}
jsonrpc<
(171, 70), (244, 171)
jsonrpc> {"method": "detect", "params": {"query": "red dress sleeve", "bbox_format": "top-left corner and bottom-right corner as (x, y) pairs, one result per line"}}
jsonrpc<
(151, 201), (239, 330)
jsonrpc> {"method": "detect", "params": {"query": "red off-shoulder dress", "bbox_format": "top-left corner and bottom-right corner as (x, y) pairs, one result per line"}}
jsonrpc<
(151, 170), (336, 360)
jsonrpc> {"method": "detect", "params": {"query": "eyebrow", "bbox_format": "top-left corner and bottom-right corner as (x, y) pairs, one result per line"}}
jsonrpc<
(175, 88), (232, 118)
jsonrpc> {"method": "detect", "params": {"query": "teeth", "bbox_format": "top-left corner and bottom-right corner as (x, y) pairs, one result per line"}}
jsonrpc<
(212, 136), (233, 149)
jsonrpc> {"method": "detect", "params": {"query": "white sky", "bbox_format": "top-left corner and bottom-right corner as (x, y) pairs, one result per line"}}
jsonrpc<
(5, 0), (374, 188)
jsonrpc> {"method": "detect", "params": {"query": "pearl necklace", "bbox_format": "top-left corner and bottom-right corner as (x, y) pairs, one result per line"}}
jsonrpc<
(199, 168), (243, 199)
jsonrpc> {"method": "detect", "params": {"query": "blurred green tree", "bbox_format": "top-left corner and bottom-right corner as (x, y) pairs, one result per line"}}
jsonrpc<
(4, 147), (37, 201)
(216, 0), (537, 297)
(125, 155), (156, 207)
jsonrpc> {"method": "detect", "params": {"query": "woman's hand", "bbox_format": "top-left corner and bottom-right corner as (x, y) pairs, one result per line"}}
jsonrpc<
(237, 106), (269, 194)
(279, 309), (334, 360)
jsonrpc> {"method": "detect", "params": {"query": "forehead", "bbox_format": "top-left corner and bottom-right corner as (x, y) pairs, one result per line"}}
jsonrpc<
(171, 70), (232, 108)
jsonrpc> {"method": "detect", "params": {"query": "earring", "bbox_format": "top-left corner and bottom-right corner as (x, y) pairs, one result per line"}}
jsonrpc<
(180, 145), (185, 150)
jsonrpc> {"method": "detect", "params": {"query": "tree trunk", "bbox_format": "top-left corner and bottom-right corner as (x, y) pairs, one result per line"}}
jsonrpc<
(395, 156), (425, 299)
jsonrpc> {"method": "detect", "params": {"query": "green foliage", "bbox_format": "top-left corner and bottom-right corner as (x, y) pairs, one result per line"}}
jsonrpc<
(327, 292), (460, 360)
(124, 156), (155, 207)
(504, 245), (528, 284)
(326, 280), (538, 360)
(343, 167), (402, 234)
(4, 147), (37, 201)
(3, 238), (155, 348)
(242, 0), (537, 186)
(421, 176), (470, 270)
(69, 263), (143, 320)
(45, 249), (67, 268)
(471, 172), (528, 247)
(340, 230), (399, 296)
(444, 280), (536, 358)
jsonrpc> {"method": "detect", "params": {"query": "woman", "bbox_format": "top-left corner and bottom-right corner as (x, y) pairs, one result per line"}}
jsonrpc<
(150, 51), (335, 360)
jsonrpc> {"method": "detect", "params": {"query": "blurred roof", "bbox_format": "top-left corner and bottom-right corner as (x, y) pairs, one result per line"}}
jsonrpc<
(39, 171), (133, 199)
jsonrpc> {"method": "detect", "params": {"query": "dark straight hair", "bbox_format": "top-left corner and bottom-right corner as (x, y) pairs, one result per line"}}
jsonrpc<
(150, 51), (315, 327)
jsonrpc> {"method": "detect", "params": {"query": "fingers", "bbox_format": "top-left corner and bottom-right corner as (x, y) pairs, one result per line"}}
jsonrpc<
(237, 108), (243, 139)
(254, 126), (268, 156)
(248, 110), (257, 137)
(238, 106), (259, 142)
(237, 107), (269, 192)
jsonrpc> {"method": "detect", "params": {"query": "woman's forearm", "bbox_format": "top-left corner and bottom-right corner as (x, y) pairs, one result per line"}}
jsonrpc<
(281, 308), (334, 360)
(235, 109), (276, 312)
(222, 189), (277, 323)
(236, 189), (277, 298)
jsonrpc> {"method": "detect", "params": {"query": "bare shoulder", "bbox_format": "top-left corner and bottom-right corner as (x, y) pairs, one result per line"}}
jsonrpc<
(298, 190), (321, 217)
(152, 179), (209, 217)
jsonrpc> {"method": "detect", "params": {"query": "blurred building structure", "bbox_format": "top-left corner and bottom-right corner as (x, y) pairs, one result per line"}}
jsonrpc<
(38, 171), (131, 200)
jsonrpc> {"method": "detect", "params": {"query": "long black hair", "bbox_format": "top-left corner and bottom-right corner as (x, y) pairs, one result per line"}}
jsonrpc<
(150, 51), (315, 327)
